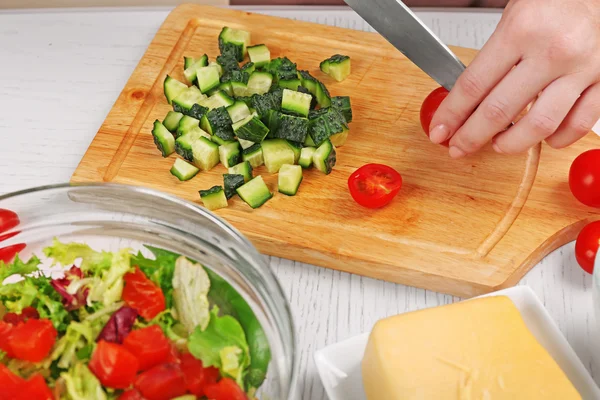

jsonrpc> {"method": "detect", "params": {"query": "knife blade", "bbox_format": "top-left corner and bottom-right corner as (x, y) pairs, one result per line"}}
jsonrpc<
(344, 0), (465, 91)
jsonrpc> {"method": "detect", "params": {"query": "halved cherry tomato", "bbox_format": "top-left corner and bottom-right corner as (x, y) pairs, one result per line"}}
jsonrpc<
(0, 363), (24, 398)
(420, 86), (450, 147)
(0, 209), (19, 234)
(89, 340), (139, 389)
(123, 325), (171, 371)
(0, 243), (26, 264)
(204, 377), (248, 400)
(0, 321), (15, 357)
(118, 389), (147, 400)
(134, 363), (187, 400)
(348, 163), (403, 209)
(569, 150), (600, 208)
(9, 318), (57, 362)
(122, 267), (166, 320)
(14, 373), (54, 400)
(575, 220), (600, 274)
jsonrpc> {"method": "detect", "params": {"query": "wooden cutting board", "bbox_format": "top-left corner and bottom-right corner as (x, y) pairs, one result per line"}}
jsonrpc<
(71, 4), (600, 298)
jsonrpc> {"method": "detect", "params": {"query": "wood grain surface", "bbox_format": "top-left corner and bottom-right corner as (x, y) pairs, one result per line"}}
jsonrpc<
(70, 4), (600, 297)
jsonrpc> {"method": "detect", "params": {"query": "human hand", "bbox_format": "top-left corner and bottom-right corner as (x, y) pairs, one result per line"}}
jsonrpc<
(428, 0), (600, 158)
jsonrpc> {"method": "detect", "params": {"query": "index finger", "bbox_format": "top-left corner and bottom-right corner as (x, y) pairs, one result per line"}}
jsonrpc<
(428, 31), (521, 144)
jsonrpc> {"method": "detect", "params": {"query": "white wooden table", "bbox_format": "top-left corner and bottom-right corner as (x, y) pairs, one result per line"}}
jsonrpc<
(1, 6), (598, 399)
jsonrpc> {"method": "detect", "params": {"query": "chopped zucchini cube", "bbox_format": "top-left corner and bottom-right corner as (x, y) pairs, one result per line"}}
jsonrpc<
(241, 62), (255, 75)
(172, 86), (206, 115)
(228, 161), (253, 183)
(191, 136), (220, 171)
(331, 96), (352, 123)
(298, 70), (317, 96)
(151, 120), (175, 157)
(247, 71), (273, 96)
(273, 114), (309, 143)
(216, 54), (240, 74)
(163, 75), (188, 105)
(286, 140), (302, 164)
(218, 82), (234, 97)
(261, 139), (295, 173)
(247, 44), (271, 68)
(183, 54), (208, 84)
(203, 90), (235, 110)
(308, 107), (347, 146)
(233, 115), (270, 143)
(163, 111), (184, 133)
(320, 54), (351, 82)
(209, 61), (223, 77)
(264, 57), (298, 83)
(281, 89), (312, 117)
(278, 164), (303, 196)
(223, 174), (246, 199)
(175, 127), (210, 161)
(219, 141), (242, 168)
(315, 80), (331, 108)
(226, 101), (251, 123)
(201, 107), (235, 141)
(218, 27), (251, 61)
(297, 86), (318, 110)
(299, 146), (316, 168)
(196, 65), (221, 94)
(170, 158), (200, 181)
(176, 115), (201, 138)
(231, 82), (248, 97)
(199, 186), (228, 211)
(313, 139), (336, 175)
(236, 176), (272, 209)
(242, 143), (264, 168)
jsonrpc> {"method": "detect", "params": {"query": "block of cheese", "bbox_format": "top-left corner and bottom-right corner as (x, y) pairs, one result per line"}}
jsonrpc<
(361, 295), (581, 400)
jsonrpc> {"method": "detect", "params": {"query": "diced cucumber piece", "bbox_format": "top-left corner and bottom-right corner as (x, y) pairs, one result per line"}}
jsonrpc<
(281, 89), (311, 118)
(261, 139), (295, 173)
(151, 120), (175, 157)
(233, 115), (270, 143)
(241, 62), (255, 75)
(164, 75), (188, 105)
(299, 146), (316, 168)
(226, 101), (251, 123)
(223, 174), (245, 199)
(264, 57), (298, 83)
(170, 158), (199, 181)
(320, 54), (351, 82)
(242, 143), (264, 168)
(183, 54), (208, 84)
(238, 138), (255, 150)
(217, 54), (240, 75)
(176, 115), (200, 138)
(330, 126), (349, 147)
(172, 86), (207, 115)
(211, 135), (236, 146)
(199, 186), (228, 211)
(192, 137), (220, 171)
(247, 44), (270, 68)
(196, 65), (221, 94)
(331, 96), (352, 123)
(308, 107), (347, 146)
(236, 176), (272, 209)
(297, 86), (317, 110)
(313, 139), (336, 175)
(218, 82), (234, 97)
(273, 114), (309, 143)
(303, 133), (316, 147)
(279, 79), (301, 91)
(231, 82), (248, 97)
(247, 72), (273, 96)
(203, 90), (235, 110)
(209, 62), (223, 77)
(175, 128), (210, 161)
(219, 141), (241, 168)
(163, 111), (184, 133)
(251, 89), (283, 119)
(315, 81), (331, 108)
(201, 107), (235, 141)
(298, 70), (317, 95)
(228, 161), (253, 183)
(218, 27), (251, 62)
(278, 164), (303, 196)
(286, 140), (302, 164)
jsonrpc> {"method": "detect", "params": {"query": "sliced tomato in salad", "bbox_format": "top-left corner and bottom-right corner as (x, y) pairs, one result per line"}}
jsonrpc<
(0, 321), (15, 357)
(89, 340), (139, 389)
(123, 325), (171, 371)
(134, 363), (187, 400)
(180, 352), (220, 396)
(9, 318), (57, 362)
(0, 364), (24, 398)
(118, 389), (147, 400)
(122, 267), (166, 320)
(3, 306), (39, 325)
(13, 373), (54, 400)
(204, 377), (248, 400)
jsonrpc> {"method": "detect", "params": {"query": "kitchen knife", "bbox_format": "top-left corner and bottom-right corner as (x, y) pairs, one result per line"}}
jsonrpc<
(343, 0), (465, 91)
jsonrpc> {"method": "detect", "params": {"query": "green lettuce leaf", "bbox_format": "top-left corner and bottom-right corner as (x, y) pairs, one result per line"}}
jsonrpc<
(130, 245), (179, 308)
(188, 306), (250, 389)
(43, 238), (112, 274)
(172, 256), (211, 334)
(0, 254), (41, 282)
(51, 321), (95, 369)
(86, 248), (132, 307)
(61, 362), (108, 400)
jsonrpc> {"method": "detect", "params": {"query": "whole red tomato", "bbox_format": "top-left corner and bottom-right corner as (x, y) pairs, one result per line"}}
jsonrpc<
(575, 220), (600, 274)
(348, 164), (403, 209)
(420, 86), (450, 147)
(569, 149), (600, 208)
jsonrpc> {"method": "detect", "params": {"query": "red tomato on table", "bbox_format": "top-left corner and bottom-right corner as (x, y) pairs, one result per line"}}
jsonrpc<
(13, 374), (54, 400)
(348, 164), (403, 209)
(89, 340), (139, 389)
(0, 364), (24, 398)
(122, 267), (166, 320)
(204, 377), (248, 400)
(123, 325), (171, 371)
(134, 363), (187, 400)
(420, 86), (450, 147)
(9, 318), (57, 362)
(575, 220), (600, 274)
(569, 149), (600, 208)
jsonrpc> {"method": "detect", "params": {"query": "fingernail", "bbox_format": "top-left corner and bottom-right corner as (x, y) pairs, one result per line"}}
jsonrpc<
(429, 124), (450, 144)
(492, 142), (503, 153)
(449, 146), (466, 158)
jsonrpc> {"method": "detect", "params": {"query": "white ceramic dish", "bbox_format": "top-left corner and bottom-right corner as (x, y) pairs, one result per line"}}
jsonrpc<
(314, 285), (600, 400)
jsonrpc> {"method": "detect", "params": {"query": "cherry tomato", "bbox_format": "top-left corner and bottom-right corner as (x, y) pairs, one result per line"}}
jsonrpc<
(348, 163), (403, 209)
(123, 325), (171, 371)
(122, 267), (166, 321)
(0, 209), (19, 234)
(204, 377), (248, 400)
(118, 389), (147, 400)
(569, 149), (600, 208)
(0, 243), (26, 264)
(0, 364), (24, 398)
(89, 340), (139, 389)
(13, 373), (54, 400)
(575, 220), (600, 274)
(9, 318), (57, 362)
(134, 363), (187, 400)
(420, 86), (450, 147)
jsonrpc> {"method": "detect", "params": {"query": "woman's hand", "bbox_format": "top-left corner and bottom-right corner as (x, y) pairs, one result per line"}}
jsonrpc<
(428, 0), (600, 157)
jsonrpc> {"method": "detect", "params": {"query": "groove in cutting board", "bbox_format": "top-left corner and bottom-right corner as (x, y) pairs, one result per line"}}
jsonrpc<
(71, 4), (600, 297)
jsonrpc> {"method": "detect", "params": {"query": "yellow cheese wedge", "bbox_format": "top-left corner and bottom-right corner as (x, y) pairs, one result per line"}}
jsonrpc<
(361, 295), (581, 400)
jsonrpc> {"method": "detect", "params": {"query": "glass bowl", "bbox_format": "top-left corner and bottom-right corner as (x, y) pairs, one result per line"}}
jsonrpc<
(0, 183), (297, 399)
